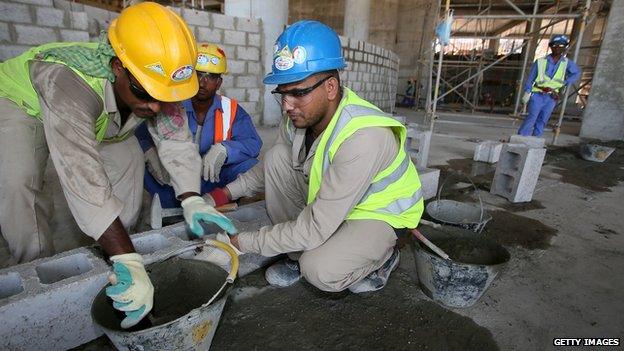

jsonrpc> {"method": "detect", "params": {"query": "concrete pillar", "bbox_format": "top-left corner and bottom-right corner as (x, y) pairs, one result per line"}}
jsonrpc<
(580, 1), (624, 140)
(488, 39), (500, 55)
(343, 0), (371, 42)
(225, 0), (288, 126)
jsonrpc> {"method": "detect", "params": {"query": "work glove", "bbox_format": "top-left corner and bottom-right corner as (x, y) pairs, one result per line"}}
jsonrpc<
(202, 188), (231, 208)
(521, 91), (532, 105)
(181, 195), (237, 236)
(106, 253), (154, 329)
(145, 147), (170, 186)
(202, 143), (227, 183)
(195, 233), (243, 271)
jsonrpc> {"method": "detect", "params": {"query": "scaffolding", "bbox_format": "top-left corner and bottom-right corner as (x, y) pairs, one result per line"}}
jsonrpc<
(417, 0), (608, 144)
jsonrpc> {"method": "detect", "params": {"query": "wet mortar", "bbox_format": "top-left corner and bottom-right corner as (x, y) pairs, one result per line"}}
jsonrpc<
(544, 140), (624, 192)
(212, 268), (499, 351)
(482, 210), (557, 250)
(92, 257), (227, 332)
(424, 237), (510, 265)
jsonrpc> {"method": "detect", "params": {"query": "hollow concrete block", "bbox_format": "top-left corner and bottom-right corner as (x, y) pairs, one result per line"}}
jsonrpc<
(473, 141), (503, 163)
(408, 127), (432, 169)
(490, 144), (546, 203)
(509, 135), (546, 149)
(417, 167), (440, 200)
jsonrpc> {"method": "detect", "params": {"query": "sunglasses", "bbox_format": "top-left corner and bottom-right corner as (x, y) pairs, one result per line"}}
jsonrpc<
(271, 75), (332, 106)
(125, 68), (158, 102)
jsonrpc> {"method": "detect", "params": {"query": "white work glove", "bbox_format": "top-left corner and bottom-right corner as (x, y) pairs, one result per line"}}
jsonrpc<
(202, 143), (227, 183)
(181, 195), (237, 236)
(105, 253), (154, 329)
(195, 233), (243, 271)
(521, 91), (532, 105)
(145, 147), (170, 185)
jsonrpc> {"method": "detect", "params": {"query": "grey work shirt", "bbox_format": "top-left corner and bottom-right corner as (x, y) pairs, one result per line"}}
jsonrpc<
(228, 107), (400, 257)
(29, 62), (200, 240)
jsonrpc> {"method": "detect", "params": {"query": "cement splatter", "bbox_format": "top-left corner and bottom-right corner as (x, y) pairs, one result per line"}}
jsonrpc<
(482, 210), (557, 250)
(498, 199), (545, 212)
(594, 225), (619, 238)
(544, 141), (624, 192)
(212, 270), (499, 350)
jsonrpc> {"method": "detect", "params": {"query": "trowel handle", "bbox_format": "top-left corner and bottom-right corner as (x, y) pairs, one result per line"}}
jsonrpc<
(216, 203), (238, 213)
(411, 229), (451, 260)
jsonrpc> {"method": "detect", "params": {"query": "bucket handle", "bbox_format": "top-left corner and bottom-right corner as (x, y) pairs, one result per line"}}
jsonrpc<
(435, 173), (485, 223)
(159, 239), (240, 283)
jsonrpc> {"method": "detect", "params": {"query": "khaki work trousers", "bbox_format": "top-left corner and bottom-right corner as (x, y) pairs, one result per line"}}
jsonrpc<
(0, 98), (144, 263)
(263, 143), (397, 292)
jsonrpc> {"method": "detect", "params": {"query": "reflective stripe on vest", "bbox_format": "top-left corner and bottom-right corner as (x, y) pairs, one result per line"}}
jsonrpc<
(533, 56), (568, 92)
(307, 88), (424, 229)
(214, 96), (238, 143)
(0, 42), (123, 143)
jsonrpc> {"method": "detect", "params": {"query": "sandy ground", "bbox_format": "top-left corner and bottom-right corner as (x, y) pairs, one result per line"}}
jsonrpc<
(3, 108), (623, 350)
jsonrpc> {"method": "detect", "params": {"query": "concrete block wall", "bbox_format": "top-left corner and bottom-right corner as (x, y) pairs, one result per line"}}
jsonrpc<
(0, 0), (89, 61)
(0, 201), (274, 350)
(490, 144), (546, 203)
(340, 35), (399, 113)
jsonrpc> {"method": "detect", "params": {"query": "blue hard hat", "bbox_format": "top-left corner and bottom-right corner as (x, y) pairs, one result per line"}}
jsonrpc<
(263, 20), (347, 85)
(549, 34), (570, 47)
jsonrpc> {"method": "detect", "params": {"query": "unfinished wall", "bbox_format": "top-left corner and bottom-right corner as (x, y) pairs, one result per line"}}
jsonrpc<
(580, 0), (624, 141)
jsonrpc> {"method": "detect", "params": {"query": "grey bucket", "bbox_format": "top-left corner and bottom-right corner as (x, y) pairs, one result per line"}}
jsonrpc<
(426, 175), (492, 233)
(91, 240), (238, 351)
(414, 233), (510, 308)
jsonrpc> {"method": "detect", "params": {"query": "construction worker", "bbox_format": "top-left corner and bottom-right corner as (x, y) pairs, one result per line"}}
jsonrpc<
(0, 2), (235, 328)
(135, 43), (262, 208)
(519, 34), (581, 136)
(204, 20), (424, 293)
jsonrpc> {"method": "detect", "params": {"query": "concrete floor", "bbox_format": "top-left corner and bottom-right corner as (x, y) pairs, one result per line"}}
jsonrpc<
(3, 108), (623, 350)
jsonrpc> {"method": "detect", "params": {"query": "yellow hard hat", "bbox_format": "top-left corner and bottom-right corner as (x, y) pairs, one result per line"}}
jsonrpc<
(196, 43), (228, 74)
(108, 2), (198, 102)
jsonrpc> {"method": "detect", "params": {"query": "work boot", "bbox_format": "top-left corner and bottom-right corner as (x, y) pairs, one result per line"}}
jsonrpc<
(348, 248), (400, 293)
(265, 258), (301, 287)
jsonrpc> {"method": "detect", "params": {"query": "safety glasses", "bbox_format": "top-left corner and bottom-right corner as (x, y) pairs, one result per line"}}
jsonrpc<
(271, 75), (332, 107)
(125, 68), (158, 102)
(197, 71), (221, 83)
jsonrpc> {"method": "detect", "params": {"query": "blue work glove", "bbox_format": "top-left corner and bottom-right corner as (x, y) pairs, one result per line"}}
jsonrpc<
(106, 253), (154, 329)
(181, 195), (237, 236)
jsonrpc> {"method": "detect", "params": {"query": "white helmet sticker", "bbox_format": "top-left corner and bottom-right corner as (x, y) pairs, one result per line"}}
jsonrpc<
(210, 56), (220, 65)
(171, 65), (194, 81)
(197, 54), (209, 65)
(293, 46), (307, 64)
(145, 62), (166, 77)
(275, 56), (294, 71)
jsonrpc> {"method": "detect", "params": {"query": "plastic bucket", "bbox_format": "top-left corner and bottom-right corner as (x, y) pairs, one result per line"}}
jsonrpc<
(414, 234), (509, 308)
(91, 240), (238, 351)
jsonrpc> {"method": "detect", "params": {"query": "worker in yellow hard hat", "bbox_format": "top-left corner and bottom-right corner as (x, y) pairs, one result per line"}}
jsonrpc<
(0, 2), (235, 329)
(135, 42), (261, 210)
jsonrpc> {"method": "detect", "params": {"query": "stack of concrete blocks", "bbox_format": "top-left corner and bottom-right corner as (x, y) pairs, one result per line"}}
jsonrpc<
(0, 202), (275, 350)
(0, 0), (90, 61)
(490, 139), (547, 203)
(339, 35), (399, 113)
(473, 140), (504, 163)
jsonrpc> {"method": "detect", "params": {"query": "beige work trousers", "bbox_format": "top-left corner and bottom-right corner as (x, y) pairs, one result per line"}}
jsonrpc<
(263, 143), (397, 292)
(0, 98), (144, 263)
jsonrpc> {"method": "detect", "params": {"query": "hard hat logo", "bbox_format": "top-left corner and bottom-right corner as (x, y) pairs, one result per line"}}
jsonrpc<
(293, 46), (307, 64)
(210, 57), (220, 65)
(145, 62), (166, 77)
(171, 65), (194, 81)
(275, 45), (295, 71)
(197, 54), (210, 65)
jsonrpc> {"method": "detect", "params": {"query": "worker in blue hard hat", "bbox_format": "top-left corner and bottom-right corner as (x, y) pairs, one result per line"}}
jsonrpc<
(518, 34), (581, 136)
(202, 20), (424, 293)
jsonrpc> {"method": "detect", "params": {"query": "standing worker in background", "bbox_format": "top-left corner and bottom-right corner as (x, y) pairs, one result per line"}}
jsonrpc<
(204, 20), (424, 293)
(136, 43), (262, 209)
(0, 2), (235, 328)
(518, 34), (581, 136)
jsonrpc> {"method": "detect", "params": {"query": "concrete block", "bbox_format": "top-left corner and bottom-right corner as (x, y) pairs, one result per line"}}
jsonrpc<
(212, 13), (235, 30)
(70, 11), (88, 30)
(407, 127), (432, 169)
(237, 46), (259, 61)
(490, 144), (546, 203)
(53, 0), (71, 11)
(240, 101), (258, 115)
(509, 135), (545, 148)
(339, 35), (348, 48)
(11, 0), (53, 6)
(247, 61), (261, 74)
(247, 32), (260, 46)
(247, 88), (260, 102)
(182, 9), (210, 26)
(417, 167), (440, 200)
(227, 59), (246, 74)
(236, 17), (259, 32)
(223, 29), (246, 45)
(235, 75), (258, 88)
(0, 44), (31, 61)
(473, 141), (504, 163)
(60, 29), (88, 42)
(35, 6), (65, 27)
(0, 2), (32, 23)
(196, 27), (222, 43)
(0, 22), (10, 42)
(354, 51), (363, 61)
(15, 24), (58, 45)
(223, 87), (245, 101)
(221, 74), (234, 89)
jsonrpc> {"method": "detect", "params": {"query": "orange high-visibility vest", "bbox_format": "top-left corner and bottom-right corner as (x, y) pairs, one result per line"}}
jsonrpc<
(213, 96), (238, 143)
